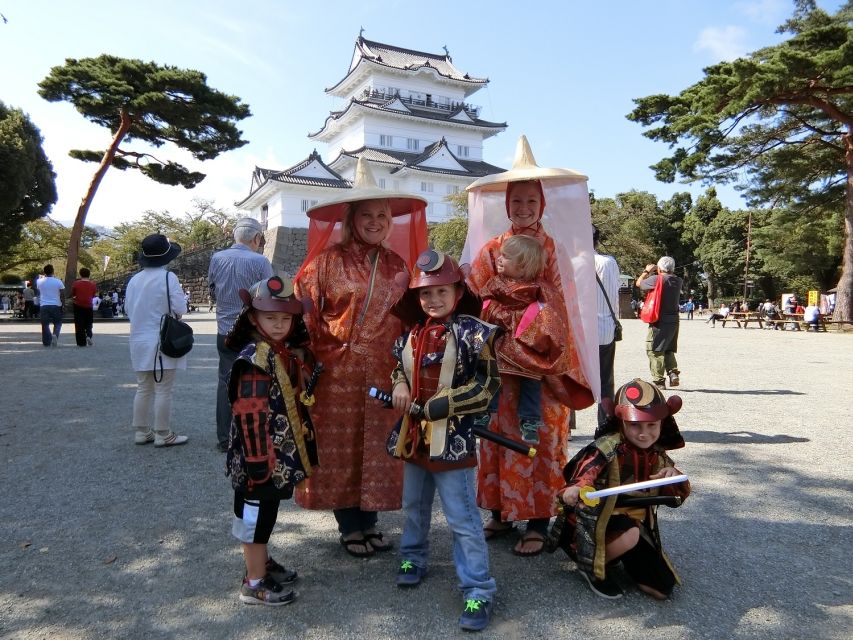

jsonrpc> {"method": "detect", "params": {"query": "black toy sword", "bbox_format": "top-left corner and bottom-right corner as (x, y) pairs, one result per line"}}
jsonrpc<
(368, 387), (536, 458)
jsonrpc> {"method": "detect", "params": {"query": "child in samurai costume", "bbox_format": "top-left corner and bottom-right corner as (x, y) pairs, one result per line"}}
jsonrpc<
(548, 378), (690, 600)
(386, 249), (500, 632)
(477, 234), (573, 444)
(225, 275), (319, 606)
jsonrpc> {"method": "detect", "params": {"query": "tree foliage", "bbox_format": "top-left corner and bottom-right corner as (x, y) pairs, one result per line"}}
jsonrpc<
(38, 54), (251, 286)
(628, 0), (853, 319)
(428, 192), (469, 260)
(0, 101), (57, 259)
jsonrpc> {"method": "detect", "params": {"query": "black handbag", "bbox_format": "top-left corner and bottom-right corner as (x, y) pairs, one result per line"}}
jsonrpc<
(154, 272), (193, 381)
(595, 273), (622, 342)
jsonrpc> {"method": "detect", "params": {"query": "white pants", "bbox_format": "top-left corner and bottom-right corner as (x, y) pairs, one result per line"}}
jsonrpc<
(133, 370), (176, 435)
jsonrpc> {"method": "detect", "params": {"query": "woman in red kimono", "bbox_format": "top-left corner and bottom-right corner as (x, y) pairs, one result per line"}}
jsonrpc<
(464, 137), (597, 557)
(294, 159), (427, 558)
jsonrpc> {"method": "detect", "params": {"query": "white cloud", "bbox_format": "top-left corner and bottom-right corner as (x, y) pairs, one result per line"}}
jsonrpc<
(693, 25), (750, 62)
(735, 0), (788, 25)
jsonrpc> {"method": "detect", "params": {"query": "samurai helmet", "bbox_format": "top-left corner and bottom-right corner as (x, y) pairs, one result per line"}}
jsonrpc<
(239, 275), (303, 314)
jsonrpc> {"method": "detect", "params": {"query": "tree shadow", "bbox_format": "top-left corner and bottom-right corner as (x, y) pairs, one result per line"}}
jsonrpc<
(681, 430), (810, 445)
(676, 388), (806, 396)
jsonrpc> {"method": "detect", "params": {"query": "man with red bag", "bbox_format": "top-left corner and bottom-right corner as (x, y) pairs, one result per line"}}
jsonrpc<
(635, 257), (682, 389)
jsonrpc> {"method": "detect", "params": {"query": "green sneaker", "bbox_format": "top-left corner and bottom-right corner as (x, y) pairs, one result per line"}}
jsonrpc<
(459, 598), (492, 631)
(396, 559), (426, 587)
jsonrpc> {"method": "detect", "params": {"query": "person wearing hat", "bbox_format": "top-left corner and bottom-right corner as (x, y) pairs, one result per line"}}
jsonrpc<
(386, 249), (498, 631)
(636, 257), (682, 387)
(551, 378), (690, 600)
(224, 275), (318, 606)
(124, 234), (189, 447)
(462, 136), (596, 557)
(208, 217), (274, 452)
(293, 158), (428, 558)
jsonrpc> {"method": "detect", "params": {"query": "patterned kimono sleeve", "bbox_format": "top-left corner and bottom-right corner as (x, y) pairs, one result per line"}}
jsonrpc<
(565, 446), (608, 488)
(390, 332), (410, 391)
(294, 253), (325, 339)
(423, 341), (500, 421)
(231, 364), (275, 484)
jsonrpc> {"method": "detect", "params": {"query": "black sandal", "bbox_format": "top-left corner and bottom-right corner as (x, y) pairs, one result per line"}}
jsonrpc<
(339, 535), (374, 558)
(363, 531), (393, 552)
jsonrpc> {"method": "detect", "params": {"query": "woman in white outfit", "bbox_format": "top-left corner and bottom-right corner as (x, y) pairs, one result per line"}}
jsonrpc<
(124, 234), (189, 447)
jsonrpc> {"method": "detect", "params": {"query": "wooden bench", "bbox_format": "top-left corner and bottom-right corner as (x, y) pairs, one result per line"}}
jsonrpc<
(721, 312), (764, 329)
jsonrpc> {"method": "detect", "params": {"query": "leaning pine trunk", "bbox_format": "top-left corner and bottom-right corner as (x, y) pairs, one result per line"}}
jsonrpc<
(64, 108), (132, 287)
(833, 130), (853, 323)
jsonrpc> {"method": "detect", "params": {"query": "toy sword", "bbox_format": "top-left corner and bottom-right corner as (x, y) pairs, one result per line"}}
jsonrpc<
(299, 362), (324, 406)
(579, 474), (688, 507)
(368, 387), (536, 458)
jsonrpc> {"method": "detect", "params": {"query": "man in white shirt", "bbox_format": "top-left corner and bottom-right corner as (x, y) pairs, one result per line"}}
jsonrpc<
(36, 264), (65, 347)
(593, 225), (620, 434)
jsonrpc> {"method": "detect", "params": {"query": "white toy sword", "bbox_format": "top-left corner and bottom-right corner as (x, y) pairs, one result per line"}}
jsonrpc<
(579, 474), (688, 507)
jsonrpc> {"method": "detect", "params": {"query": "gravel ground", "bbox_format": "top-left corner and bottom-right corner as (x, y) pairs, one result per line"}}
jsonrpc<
(0, 313), (850, 640)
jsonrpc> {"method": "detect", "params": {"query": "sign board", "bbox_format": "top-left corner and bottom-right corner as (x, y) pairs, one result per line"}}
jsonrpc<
(808, 290), (818, 306)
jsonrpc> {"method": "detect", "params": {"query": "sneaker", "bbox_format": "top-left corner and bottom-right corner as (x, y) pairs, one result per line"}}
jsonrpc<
(668, 372), (680, 387)
(519, 419), (542, 445)
(653, 380), (666, 390)
(458, 598), (492, 632)
(51, 334), (58, 347)
(154, 432), (189, 447)
(239, 575), (296, 606)
(579, 569), (624, 599)
(86, 336), (93, 346)
(134, 430), (155, 445)
(396, 559), (426, 587)
(265, 557), (298, 584)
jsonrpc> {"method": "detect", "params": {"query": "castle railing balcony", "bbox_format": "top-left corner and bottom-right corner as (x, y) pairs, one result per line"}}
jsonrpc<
(360, 88), (480, 118)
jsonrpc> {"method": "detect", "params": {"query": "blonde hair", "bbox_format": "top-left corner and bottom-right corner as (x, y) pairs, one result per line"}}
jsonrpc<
(339, 199), (393, 245)
(500, 235), (546, 280)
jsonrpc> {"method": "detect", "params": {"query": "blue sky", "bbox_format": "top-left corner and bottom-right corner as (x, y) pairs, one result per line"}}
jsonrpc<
(1, 0), (843, 228)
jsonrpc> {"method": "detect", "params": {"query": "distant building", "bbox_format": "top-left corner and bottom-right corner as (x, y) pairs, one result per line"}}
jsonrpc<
(237, 35), (507, 227)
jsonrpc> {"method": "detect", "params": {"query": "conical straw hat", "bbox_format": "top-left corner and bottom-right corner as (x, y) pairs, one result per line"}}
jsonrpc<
(307, 157), (427, 222)
(466, 135), (587, 192)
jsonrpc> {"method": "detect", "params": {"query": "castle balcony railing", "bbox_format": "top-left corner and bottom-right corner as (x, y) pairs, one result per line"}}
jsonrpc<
(360, 88), (480, 118)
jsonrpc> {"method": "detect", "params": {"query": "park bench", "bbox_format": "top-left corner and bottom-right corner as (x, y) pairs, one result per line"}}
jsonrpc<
(720, 312), (764, 329)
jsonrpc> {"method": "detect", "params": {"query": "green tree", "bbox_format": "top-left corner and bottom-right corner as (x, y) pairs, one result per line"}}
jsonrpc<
(0, 218), (97, 277)
(0, 101), (57, 260)
(628, 0), (853, 320)
(38, 55), (251, 286)
(429, 192), (469, 259)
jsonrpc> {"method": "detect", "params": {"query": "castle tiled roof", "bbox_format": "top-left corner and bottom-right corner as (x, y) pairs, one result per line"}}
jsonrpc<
(236, 151), (351, 206)
(309, 97), (506, 140)
(326, 36), (488, 94)
(335, 142), (505, 178)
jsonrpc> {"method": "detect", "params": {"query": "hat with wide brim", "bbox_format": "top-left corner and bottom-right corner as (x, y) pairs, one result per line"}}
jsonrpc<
(306, 157), (427, 223)
(138, 234), (182, 267)
(466, 135), (588, 193)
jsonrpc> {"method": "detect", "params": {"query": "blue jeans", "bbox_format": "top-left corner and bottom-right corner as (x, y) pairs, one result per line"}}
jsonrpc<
(400, 463), (496, 602)
(488, 376), (541, 421)
(40, 305), (62, 346)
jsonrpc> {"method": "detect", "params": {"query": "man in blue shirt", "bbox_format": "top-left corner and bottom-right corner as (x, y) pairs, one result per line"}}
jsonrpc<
(208, 218), (273, 451)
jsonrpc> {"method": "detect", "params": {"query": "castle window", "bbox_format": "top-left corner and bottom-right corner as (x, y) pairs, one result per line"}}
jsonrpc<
(378, 178), (386, 189)
(407, 138), (419, 151)
(421, 182), (433, 193)
(301, 199), (318, 212)
(260, 204), (269, 227)
(380, 134), (393, 147)
(457, 145), (469, 157)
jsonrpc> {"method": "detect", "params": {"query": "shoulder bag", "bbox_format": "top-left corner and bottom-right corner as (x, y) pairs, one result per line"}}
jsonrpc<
(595, 274), (622, 341)
(154, 272), (194, 381)
(639, 274), (664, 324)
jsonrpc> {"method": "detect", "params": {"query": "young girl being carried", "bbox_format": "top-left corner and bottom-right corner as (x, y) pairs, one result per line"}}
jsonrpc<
(477, 235), (573, 444)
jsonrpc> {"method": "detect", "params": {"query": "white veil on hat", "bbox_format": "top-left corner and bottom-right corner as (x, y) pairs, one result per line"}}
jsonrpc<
(461, 136), (601, 401)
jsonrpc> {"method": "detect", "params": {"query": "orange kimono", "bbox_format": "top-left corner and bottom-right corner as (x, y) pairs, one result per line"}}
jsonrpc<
(294, 241), (408, 511)
(469, 229), (592, 523)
